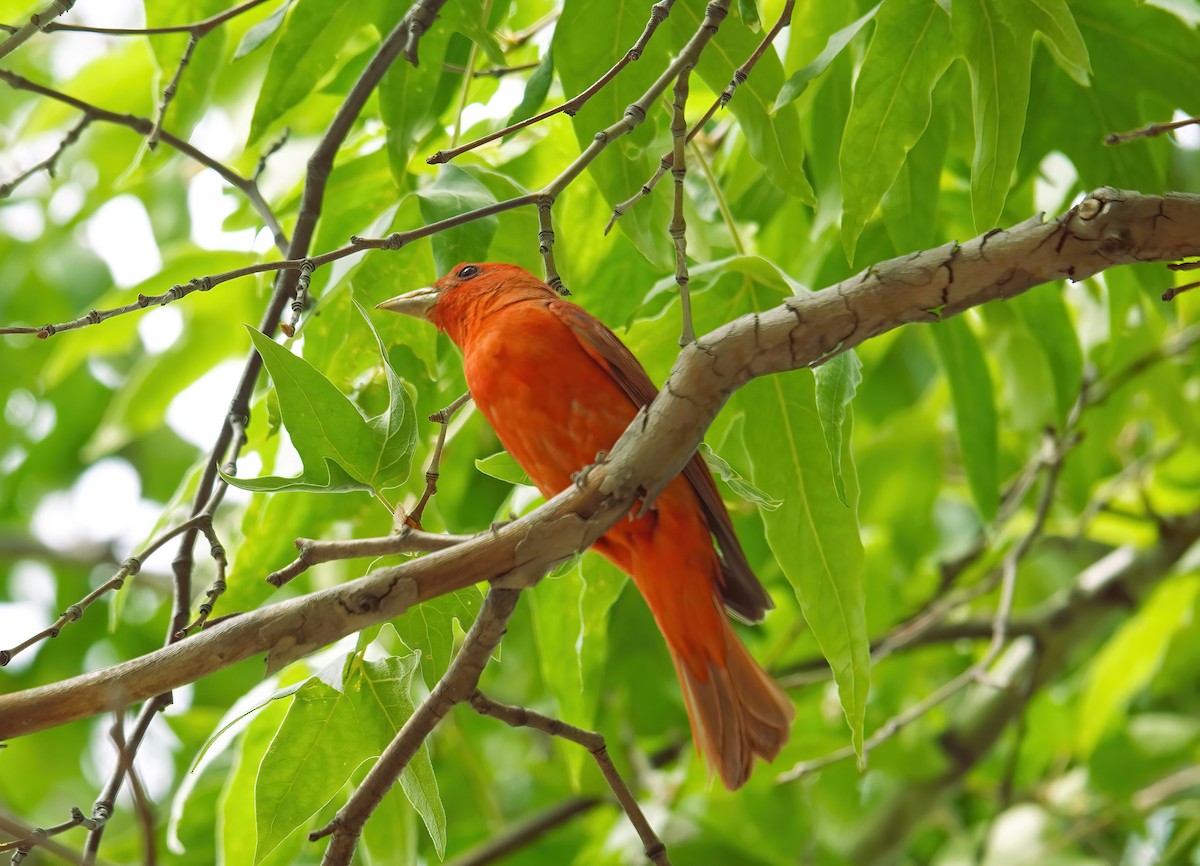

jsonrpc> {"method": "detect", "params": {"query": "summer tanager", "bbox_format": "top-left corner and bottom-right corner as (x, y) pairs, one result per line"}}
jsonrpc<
(378, 262), (793, 788)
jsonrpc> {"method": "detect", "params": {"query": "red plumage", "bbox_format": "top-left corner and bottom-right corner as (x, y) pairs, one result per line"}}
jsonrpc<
(378, 262), (793, 788)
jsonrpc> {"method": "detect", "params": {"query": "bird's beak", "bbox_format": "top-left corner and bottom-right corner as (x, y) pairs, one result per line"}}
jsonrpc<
(375, 286), (439, 320)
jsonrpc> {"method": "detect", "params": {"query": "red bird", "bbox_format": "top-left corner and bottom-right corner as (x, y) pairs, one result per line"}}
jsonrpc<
(378, 262), (793, 788)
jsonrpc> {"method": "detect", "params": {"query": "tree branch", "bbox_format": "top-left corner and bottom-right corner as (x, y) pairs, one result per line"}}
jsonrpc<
(2, 188), (1197, 744)
(313, 585), (524, 865)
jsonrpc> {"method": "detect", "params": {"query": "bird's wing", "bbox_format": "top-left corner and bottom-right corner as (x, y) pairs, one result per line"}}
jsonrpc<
(548, 300), (773, 622)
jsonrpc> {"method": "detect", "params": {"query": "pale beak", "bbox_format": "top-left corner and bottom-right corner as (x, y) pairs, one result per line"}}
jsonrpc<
(375, 286), (440, 319)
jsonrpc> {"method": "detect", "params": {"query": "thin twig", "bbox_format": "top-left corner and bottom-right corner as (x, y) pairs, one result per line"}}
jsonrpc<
(407, 392), (473, 530)
(0, 806), (93, 859)
(426, 0), (677, 164)
(443, 799), (603, 866)
(280, 259), (314, 337)
(0, 115), (91, 199)
(470, 692), (672, 865)
(537, 197), (565, 294)
(668, 69), (693, 346)
(606, 0), (794, 232)
(147, 33), (200, 150)
(109, 718), (157, 866)
(444, 60), (539, 78)
(82, 704), (163, 863)
(1162, 279), (1200, 301)
(502, 9), (557, 49)
(175, 522), (229, 638)
(1105, 116), (1200, 145)
(0, 0), (272, 37)
(0, 69), (289, 253)
(0, 505), (219, 666)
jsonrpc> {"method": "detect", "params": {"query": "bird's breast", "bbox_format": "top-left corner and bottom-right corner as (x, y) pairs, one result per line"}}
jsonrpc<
(461, 309), (639, 497)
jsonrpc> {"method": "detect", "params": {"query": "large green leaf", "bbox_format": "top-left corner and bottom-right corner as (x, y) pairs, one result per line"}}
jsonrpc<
(735, 373), (868, 757)
(248, 0), (374, 144)
(253, 676), (363, 862)
(229, 326), (416, 494)
(530, 555), (625, 782)
(839, 0), (954, 260)
(930, 315), (999, 521)
(254, 652), (442, 861)
(955, 0), (1087, 229)
(357, 655), (446, 857)
(392, 586), (484, 683)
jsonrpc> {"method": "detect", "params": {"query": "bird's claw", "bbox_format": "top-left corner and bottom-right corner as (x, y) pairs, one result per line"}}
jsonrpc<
(490, 512), (518, 533)
(571, 450), (609, 489)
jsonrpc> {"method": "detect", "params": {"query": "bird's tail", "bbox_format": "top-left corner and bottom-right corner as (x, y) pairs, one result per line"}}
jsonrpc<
(669, 615), (795, 790)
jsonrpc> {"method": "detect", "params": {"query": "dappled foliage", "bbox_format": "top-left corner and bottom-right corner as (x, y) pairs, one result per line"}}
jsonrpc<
(1, 0), (1199, 864)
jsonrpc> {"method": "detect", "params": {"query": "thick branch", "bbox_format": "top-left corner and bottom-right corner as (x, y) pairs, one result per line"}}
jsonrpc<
(2, 189), (1198, 740)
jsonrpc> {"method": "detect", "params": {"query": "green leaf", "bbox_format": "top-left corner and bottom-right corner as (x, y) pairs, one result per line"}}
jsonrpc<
(475, 450), (532, 486)
(1012, 289), (1083, 426)
(356, 656), (446, 857)
(254, 677), (366, 862)
(698, 442), (781, 510)
(529, 555), (625, 782)
(881, 93), (950, 254)
(378, 25), (452, 185)
(441, 0), (507, 66)
(839, 0), (953, 260)
(814, 350), (863, 507)
(392, 586), (484, 683)
(670, 1), (814, 204)
(508, 47), (555, 126)
(954, 0), (1034, 230)
(1024, 0), (1091, 85)
(735, 373), (868, 757)
(774, 2), (882, 111)
(738, 0), (761, 31)
(930, 316), (999, 521)
(235, 0), (294, 60)
(230, 327), (401, 495)
(354, 299), (418, 493)
(416, 165), (500, 276)
(1077, 573), (1200, 755)
(248, 0), (374, 144)
(221, 691), (299, 866)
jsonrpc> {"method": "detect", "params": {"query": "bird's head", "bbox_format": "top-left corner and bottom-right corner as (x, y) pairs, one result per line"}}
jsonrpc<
(376, 262), (555, 344)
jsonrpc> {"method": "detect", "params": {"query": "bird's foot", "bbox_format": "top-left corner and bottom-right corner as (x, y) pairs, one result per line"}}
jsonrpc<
(490, 512), (518, 533)
(571, 450), (609, 489)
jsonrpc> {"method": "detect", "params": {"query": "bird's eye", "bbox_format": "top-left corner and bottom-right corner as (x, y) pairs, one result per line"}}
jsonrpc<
(456, 264), (481, 279)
